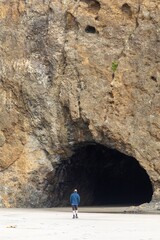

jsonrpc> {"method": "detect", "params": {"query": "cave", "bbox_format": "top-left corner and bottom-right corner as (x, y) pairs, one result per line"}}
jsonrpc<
(121, 3), (132, 16)
(85, 25), (97, 33)
(81, 0), (101, 14)
(52, 143), (153, 206)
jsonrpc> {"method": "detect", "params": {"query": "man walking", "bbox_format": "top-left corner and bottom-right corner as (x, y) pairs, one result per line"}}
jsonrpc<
(70, 189), (80, 219)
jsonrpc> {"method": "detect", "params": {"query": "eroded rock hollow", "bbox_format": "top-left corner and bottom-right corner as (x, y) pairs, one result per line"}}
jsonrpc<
(51, 143), (153, 207)
(0, 0), (159, 207)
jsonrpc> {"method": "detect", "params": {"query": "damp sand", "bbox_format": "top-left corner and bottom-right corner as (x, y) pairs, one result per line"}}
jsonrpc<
(0, 208), (160, 240)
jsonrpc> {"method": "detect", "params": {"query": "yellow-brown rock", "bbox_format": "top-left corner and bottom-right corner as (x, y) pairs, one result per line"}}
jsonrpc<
(0, 0), (159, 207)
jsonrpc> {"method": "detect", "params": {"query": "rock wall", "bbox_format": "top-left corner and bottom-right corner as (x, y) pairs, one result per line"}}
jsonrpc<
(0, 0), (159, 207)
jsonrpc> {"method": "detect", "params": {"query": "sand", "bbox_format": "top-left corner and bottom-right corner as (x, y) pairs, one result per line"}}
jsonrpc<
(0, 208), (160, 240)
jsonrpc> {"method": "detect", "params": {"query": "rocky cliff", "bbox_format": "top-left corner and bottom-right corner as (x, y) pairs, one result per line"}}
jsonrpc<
(0, 0), (159, 207)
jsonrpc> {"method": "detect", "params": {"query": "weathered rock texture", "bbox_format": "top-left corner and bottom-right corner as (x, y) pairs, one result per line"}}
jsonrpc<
(0, 0), (159, 207)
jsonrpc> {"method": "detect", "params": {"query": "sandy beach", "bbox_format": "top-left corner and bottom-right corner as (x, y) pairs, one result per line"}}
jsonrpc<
(0, 208), (160, 240)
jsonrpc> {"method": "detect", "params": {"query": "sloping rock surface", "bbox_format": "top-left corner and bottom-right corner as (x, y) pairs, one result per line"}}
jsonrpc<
(0, 0), (159, 207)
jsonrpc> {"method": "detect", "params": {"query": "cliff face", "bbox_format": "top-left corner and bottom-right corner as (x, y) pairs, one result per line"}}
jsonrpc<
(0, 0), (159, 207)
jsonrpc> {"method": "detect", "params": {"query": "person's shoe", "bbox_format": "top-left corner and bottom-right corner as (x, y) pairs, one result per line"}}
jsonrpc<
(76, 214), (78, 218)
(72, 215), (75, 219)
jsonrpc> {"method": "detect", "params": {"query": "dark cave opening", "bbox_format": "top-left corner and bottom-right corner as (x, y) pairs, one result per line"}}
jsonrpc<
(85, 25), (97, 33)
(53, 143), (153, 206)
(121, 3), (132, 16)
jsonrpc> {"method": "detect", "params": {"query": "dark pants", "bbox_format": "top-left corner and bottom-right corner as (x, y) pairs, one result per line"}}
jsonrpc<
(72, 205), (78, 211)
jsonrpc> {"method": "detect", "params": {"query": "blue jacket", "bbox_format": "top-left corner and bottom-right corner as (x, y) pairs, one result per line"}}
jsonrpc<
(70, 192), (80, 206)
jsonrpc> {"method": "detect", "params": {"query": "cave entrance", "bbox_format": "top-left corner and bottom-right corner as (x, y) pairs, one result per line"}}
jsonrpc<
(54, 143), (153, 206)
